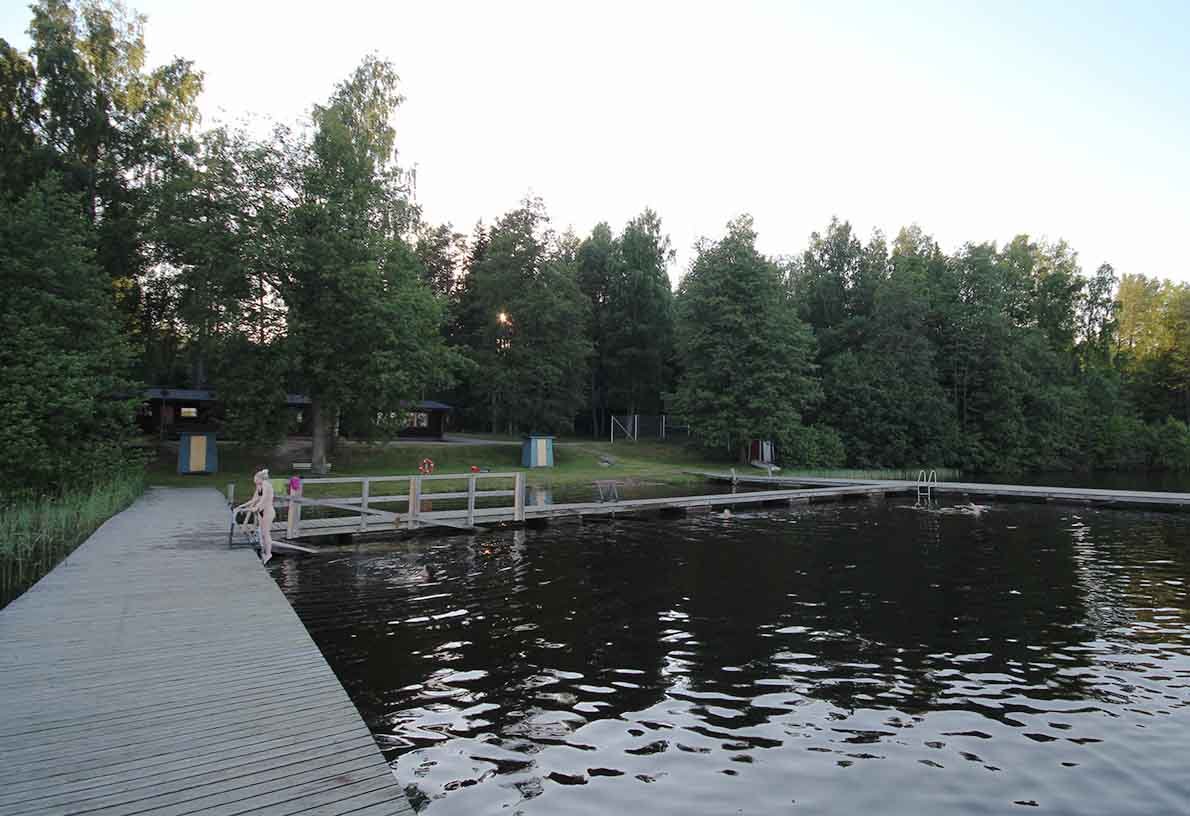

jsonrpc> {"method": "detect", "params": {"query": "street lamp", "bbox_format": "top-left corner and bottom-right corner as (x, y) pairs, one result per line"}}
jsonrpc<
(496, 311), (513, 351)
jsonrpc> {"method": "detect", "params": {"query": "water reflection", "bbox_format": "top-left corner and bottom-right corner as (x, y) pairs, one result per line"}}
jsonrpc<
(275, 501), (1190, 815)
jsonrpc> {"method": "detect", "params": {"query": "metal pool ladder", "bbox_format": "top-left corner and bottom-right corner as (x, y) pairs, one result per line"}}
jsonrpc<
(916, 469), (938, 504)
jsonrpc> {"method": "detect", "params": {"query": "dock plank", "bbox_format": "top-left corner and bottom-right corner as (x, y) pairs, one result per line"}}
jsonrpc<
(0, 488), (412, 816)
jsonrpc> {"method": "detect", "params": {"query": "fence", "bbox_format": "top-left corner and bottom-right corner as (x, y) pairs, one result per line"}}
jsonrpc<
(282, 472), (525, 536)
(610, 414), (687, 442)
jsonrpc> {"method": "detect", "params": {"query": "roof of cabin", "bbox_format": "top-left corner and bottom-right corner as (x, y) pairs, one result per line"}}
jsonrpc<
(144, 389), (452, 412)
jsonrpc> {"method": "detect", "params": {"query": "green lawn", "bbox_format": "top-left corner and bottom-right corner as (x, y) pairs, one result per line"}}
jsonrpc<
(145, 437), (735, 503)
(145, 436), (959, 511)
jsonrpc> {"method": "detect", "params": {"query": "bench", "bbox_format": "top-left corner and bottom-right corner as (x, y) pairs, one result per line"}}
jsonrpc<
(292, 462), (332, 473)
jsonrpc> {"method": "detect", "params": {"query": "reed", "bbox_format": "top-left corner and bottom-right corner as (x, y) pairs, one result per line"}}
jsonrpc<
(0, 470), (145, 609)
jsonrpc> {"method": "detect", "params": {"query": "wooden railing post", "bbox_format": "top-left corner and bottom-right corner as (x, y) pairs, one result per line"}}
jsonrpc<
(467, 474), (477, 527)
(514, 472), (525, 522)
(286, 480), (302, 539)
(360, 477), (370, 532)
(227, 483), (235, 507)
(408, 476), (421, 530)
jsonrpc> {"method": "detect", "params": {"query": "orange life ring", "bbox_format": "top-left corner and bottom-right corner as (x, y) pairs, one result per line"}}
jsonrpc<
(419, 458), (435, 475)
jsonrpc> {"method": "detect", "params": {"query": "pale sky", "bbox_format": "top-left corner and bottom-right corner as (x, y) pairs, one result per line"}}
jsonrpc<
(4, 0), (1188, 284)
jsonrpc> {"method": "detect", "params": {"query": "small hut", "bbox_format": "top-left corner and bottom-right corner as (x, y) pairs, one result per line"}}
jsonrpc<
(397, 400), (453, 440)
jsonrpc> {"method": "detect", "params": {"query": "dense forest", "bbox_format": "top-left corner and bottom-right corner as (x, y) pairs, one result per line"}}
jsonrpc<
(4, 0), (1190, 498)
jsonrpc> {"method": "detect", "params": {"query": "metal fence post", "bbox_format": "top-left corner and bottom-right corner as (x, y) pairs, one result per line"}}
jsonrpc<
(360, 477), (370, 532)
(514, 472), (525, 522)
(408, 476), (421, 530)
(467, 474), (477, 526)
(286, 481), (302, 539)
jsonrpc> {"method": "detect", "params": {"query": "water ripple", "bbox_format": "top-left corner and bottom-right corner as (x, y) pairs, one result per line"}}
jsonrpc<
(275, 502), (1190, 815)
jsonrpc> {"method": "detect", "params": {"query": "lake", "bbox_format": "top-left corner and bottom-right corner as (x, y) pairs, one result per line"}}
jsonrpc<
(273, 496), (1190, 815)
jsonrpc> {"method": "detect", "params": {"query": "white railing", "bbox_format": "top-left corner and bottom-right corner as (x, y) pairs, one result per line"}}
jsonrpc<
(286, 471), (525, 535)
(916, 469), (938, 504)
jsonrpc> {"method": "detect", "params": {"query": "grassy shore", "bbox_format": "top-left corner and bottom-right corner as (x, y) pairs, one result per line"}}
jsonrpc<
(0, 470), (145, 609)
(147, 438), (733, 503)
(146, 436), (958, 507)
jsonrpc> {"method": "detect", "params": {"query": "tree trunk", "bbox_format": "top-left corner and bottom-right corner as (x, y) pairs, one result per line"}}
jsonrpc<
(311, 399), (331, 474)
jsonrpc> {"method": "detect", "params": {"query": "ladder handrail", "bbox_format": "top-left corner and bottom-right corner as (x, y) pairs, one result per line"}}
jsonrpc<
(916, 469), (938, 504)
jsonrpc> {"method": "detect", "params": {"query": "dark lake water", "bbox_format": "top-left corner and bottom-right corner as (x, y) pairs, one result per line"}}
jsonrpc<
(273, 498), (1190, 815)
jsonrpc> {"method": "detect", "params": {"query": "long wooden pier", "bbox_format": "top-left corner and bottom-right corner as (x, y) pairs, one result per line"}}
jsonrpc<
(277, 473), (905, 539)
(276, 470), (1190, 540)
(696, 472), (1190, 510)
(0, 488), (412, 816)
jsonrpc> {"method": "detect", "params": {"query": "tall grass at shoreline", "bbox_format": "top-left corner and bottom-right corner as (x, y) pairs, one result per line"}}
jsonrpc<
(0, 471), (145, 609)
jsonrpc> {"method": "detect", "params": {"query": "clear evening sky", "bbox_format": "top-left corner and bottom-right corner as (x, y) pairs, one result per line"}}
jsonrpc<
(3, 0), (1187, 283)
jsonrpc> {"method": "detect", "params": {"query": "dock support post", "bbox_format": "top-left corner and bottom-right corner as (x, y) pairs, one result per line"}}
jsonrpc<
(467, 474), (477, 526)
(360, 478), (370, 532)
(514, 472), (526, 522)
(287, 481), (302, 539)
(408, 477), (421, 530)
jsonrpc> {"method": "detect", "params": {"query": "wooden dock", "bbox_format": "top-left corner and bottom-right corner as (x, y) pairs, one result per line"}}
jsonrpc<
(0, 488), (412, 816)
(278, 470), (1190, 540)
(696, 472), (1190, 510)
(277, 473), (903, 539)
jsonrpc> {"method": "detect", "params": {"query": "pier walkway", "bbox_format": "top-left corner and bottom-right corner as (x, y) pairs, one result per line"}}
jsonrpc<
(697, 472), (1190, 509)
(276, 473), (896, 539)
(277, 469), (1190, 542)
(0, 488), (412, 816)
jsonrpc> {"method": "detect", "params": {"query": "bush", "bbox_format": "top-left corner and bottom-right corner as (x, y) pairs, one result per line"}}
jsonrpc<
(1148, 418), (1190, 470)
(778, 423), (847, 468)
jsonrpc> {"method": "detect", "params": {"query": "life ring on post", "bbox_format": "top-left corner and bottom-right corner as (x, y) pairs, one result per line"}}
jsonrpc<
(419, 458), (435, 475)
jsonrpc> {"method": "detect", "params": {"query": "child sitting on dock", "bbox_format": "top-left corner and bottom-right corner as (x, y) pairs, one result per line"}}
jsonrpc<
(235, 468), (276, 565)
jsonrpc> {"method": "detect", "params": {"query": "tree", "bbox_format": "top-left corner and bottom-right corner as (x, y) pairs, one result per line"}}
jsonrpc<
(674, 216), (821, 461)
(604, 209), (675, 416)
(818, 241), (958, 467)
(499, 248), (592, 432)
(282, 57), (454, 471)
(0, 177), (136, 493)
(415, 222), (466, 299)
(452, 198), (591, 434)
(21, 0), (202, 325)
(210, 335), (291, 451)
(576, 222), (614, 435)
(1078, 262), (1118, 365)
(151, 127), (272, 386)
(789, 217), (863, 354)
(0, 39), (50, 194)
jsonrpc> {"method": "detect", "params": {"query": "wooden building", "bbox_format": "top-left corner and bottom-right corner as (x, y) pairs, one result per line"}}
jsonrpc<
(398, 400), (453, 440)
(138, 388), (311, 439)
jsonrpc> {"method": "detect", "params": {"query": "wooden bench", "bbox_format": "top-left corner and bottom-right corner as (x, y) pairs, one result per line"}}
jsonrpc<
(292, 462), (332, 473)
